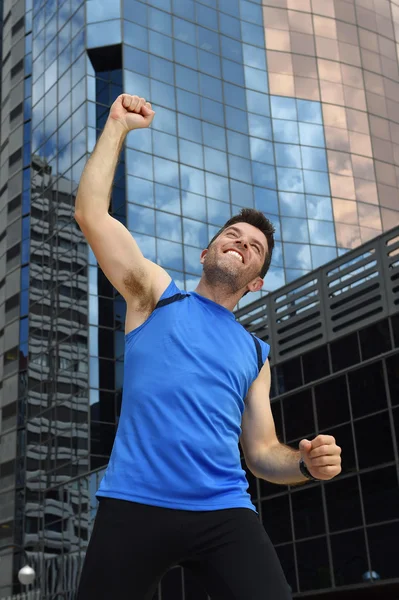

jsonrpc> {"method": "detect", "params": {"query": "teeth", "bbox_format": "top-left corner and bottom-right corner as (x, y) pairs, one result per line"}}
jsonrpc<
(226, 250), (243, 262)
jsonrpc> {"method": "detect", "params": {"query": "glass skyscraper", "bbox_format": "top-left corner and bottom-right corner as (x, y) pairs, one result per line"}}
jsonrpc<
(1, 0), (399, 597)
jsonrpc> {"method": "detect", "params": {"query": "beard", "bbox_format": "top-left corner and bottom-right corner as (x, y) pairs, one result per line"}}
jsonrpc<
(202, 246), (253, 294)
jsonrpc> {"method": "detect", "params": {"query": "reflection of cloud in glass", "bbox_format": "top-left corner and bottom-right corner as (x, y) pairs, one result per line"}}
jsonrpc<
(134, 234), (156, 262)
(275, 143), (301, 168)
(282, 217), (309, 243)
(204, 147), (228, 176)
(284, 242), (312, 269)
(184, 246), (202, 275)
(246, 90), (270, 117)
(179, 139), (204, 169)
(357, 203), (382, 229)
(286, 269), (309, 283)
(271, 96), (297, 121)
(126, 149), (154, 180)
(180, 164), (205, 195)
(182, 192), (207, 220)
(301, 147), (327, 171)
(231, 180), (253, 207)
(277, 167), (304, 193)
(273, 119), (299, 144)
(271, 242), (283, 267)
(335, 223), (361, 249)
(156, 212), (182, 242)
(308, 220), (336, 245)
(255, 188), (278, 214)
(183, 218), (208, 248)
(128, 204), (155, 236)
(206, 173), (229, 201)
(248, 114), (272, 139)
(297, 99), (322, 124)
(311, 245), (337, 268)
(279, 192), (306, 217)
(250, 138), (274, 164)
(207, 198), (231, 226)
(303, 170), (330, 195)
(155, 183), (180, 214)
(306, 195), (333, 221)
(153, 130), (178, 162)
(252, 162), (276, 189)
(229, 155), (252, 183)
(264, 266), (285, 291)
(157, 238), (183, 270)
(185, 276), (201, 292)
(127, 176), (154, 208)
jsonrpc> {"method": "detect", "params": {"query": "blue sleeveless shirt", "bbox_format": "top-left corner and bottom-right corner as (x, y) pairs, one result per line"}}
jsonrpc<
(97, 281), (270, 511)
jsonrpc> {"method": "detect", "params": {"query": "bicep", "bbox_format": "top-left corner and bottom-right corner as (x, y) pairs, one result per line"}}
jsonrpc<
(76, 213), (170, 302)
(240, 361), (278, 469)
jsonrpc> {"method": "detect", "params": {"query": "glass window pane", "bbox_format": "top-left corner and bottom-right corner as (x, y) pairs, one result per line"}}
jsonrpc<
(182, 191), (206, 220)
(271, 96), (297, 120)
(308, 220), (336, 246)
(177, 89), (200, 117)
(273, 119), (299, 144)
(153, 106), (177, 135)
(229, 155), (252, 183)
(179, 139), (204, 169)
(203, 122), (226, 151)
(221, 35), (242, 61)
(149, 30), (173, 59)
(311, 245), (337, 268)
(275, 143), (302, 168)
(200, 73), (223, 101)
(173, 16), (196, 44)
(183, 217), (208, 247)
(151, 79), (176, 110)
(244, 65), (268, 93)
(246, 90), (270, 116)
(178, 113), (202, 143)
(254, 188), (278, 214)
(157, 238), (183, 270)
(172, 0), (195, 20)
(175, 65), (199, 94)
(207, 198), (231, 226)
(284, 243), (311, 269)
(301, 146), (328, 171)
(196, 3), (218, 29)
(222, 58), (245, 86)
(326, 477), (363, 533)
(220, 13), (241, 39)
(252, 163), (276, 189)
(153, 130), (178, 161)
(199, 49), (221, 78)
(303, 170), (330, 195)
(184, 245), (203, 275)
(299, 122), (325, 147)
(155, 183), (180, 213)
(277, 167), (304, 193)
(149, 7), (172, 35)
(228, 130), (250, 158)
(206, 172), (229, 201)
(201, 97), (225, 126)
(154, 156), (179, 187)
(250, 138), (274, 164)
(282, 217), (309, 243)
(156, 211), (181, 242)
(198, 25), (219, 53)
(180, 164), (205, 195)
(248, 114), (272, 139)
(150, 55), (174, 84)
(354, 412), (394, 469)
(297, 99), (323, 124)
(279, 192), (306, 217)
(223, 82), (246, 110)
(128, 204), (155, 235)
(126, 148), (153, 180)
(124, 21), (148, 51)
(230, 180), (253, 207)
(174, 40), (198, 69)
(241, 21), (264, 47)
(306, 194), (333, 220)
(127, 176), (154, 207)
(204, 147), (228, 176)
(225, 106), (248, 133)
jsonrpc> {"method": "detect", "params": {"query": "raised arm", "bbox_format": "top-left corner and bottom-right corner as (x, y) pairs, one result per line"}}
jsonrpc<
(75, 94), (171, 322)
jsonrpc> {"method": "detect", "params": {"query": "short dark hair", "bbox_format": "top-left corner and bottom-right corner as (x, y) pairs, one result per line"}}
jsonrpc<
(207, 208), (275, 278)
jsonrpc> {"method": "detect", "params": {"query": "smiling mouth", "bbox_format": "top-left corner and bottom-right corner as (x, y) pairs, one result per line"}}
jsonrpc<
(224, 250), (244, 263)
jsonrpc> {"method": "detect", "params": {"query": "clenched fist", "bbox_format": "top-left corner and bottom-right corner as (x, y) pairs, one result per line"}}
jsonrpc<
(299, 435), (342, 481)
(109, 94), (155, 132)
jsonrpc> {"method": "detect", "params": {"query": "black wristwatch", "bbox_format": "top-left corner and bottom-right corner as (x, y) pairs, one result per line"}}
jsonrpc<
(299, 458), (319, 482)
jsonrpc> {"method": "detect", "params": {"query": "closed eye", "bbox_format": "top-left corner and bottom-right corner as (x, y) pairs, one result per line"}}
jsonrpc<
(252, 243), (261, 254)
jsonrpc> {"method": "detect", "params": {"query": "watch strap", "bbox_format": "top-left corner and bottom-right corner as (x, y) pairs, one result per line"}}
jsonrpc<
(299, 458), (319, 481)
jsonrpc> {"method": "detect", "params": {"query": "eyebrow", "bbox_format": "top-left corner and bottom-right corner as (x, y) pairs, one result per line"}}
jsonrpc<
(227, 226), (266, 255)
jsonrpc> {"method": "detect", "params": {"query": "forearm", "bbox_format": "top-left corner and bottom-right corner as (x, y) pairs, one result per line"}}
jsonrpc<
(251, 442), (308, 485)
(75, 118), (127, 219)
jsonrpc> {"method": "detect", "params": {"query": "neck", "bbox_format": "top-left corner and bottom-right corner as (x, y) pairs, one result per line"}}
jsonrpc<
(194, 277), (245, 312)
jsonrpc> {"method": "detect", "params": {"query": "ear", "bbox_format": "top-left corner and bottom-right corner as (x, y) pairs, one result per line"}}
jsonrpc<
(200, 249), (208, 265)
(247, 277), (264, 294)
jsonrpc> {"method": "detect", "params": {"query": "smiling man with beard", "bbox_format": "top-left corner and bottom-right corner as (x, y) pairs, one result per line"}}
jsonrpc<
(75, 94), (342, 600)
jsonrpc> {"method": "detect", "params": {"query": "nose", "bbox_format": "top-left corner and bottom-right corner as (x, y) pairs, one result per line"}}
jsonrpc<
(235, 238), (248, 249)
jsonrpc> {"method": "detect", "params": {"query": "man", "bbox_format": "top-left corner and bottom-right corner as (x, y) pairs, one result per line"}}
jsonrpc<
(75, 94), (342, 600)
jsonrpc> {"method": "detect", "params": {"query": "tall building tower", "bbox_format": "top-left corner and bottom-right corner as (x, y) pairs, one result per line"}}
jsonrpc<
(0, 0), (399, 597)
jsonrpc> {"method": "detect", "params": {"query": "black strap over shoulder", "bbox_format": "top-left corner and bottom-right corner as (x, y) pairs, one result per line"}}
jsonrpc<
(155, 293), (190, 310)
(251, 335), (264, 373)
(155, 292), (264, 373)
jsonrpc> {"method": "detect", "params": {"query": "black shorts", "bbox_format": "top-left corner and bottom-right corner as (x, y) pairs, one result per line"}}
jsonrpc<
(76, 497), (292, 600)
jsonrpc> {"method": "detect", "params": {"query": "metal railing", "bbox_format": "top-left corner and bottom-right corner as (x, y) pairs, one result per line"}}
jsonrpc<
(236, 226), (399, 364)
